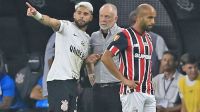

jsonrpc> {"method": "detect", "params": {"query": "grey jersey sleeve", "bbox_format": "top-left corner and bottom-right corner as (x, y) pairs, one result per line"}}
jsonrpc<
(156, 35), (168, 60)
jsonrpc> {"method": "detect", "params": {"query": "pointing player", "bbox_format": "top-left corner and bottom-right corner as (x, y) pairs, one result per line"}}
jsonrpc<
(26, 2), (93, 112)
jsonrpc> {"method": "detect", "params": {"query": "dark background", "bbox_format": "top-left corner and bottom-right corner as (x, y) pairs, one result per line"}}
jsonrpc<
(0, 0), (200, 76)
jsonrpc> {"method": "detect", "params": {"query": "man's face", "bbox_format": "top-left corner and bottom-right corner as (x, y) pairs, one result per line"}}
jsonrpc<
(140, 9), (156, 31)
(99, 6), (117, 31)
(74, 6), (93, 28)
(160, 54), (176, 72)
(182, 63), (199, 81)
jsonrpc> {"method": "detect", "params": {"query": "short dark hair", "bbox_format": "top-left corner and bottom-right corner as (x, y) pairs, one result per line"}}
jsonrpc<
(163, 51), (178, 62)
(180, 53), (197, 65)
(128, 10), (136, 25)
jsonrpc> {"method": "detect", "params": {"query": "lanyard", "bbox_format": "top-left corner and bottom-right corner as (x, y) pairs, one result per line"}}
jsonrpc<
(163, 78), (174, 97)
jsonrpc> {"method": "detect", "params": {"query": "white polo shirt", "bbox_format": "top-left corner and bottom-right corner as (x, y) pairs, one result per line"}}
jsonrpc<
(42, 33), (55, 96)
(47, 20), (90, 81)
(152, 71), (183, 107)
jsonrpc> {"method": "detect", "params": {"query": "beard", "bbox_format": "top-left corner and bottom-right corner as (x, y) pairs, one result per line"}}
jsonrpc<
(141, 22), (154, 32)
(146, 25), (153, 32)
(162, 65), (174, 72)
(142, 25), (153, 32)
(74, 19), (90, 29)
(99, 24), (110, 30)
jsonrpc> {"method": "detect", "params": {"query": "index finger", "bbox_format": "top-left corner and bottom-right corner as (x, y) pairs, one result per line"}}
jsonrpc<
(26, 2), (33, 8)
(97, 53), (102, 57)
(134, 81), (140, 84)
(95, 54), (101, 58)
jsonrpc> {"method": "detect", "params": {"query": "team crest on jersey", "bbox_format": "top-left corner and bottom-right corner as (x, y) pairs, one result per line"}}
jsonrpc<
(81, 41), (85, 46)
(61, 100), (68, 111)
(113, 35), (120, 41)
(15, 73), (25, 84)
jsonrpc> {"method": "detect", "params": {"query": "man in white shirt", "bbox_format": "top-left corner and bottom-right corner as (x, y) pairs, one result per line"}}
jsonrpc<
(153, 51), (182, 112)
(26, 1), (93, 112)
(42, 33), (55, 97)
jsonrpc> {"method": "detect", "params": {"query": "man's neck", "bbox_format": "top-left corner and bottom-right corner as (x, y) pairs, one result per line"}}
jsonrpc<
(101, 29), (109, 34)
(80, 26), (87, 31)
(74, 22), (87, 31)
(164, 70), (176, 80)
(133, 24), (144, 35)
(101, 29), (109, 38)
(101, 29), (108, 38)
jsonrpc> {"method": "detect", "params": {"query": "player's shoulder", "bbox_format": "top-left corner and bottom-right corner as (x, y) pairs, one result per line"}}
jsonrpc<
(152, 73), (164, 81)
(91, 30), (101, 36)
(85, 33), (90, 39)
(60, 20), (70, 23)
(91, 30), (101, 39)
(60, 20), (72, 26)
(112, 31), (129, 43)
(117, 28), (129, 38)
(148, 32), (164, 40)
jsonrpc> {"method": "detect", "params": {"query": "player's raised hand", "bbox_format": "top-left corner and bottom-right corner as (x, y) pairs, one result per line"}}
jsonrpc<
(26, 2), (37, 16)
(25, 2), (60, 31)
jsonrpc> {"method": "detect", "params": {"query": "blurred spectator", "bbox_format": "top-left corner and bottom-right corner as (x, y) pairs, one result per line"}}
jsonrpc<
(178, 53), (200, 112)
(0, 50), (26, 112)
(42, 33), (55, 97)
(149, 32), (168, 77)
(177, 62), (186, 76)
(153, 51), (182, 112)
(15, 52), (43, 110)
(0, 72), (15, 111)
(0, 52), (14, 111)
(30, 76), (48, 112)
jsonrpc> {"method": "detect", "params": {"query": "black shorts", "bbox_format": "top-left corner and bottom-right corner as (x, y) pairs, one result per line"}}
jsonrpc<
(93, 82), (122, 112)
(47, 79), (78, 112)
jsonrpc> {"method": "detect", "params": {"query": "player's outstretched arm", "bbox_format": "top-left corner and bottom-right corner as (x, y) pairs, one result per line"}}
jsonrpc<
(26, 2), (61, 31)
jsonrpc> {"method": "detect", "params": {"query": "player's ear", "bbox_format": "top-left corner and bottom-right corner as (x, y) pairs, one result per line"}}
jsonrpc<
(115, 16), (118, 23)
(73, 14), (75, 19)
(182, 65), (186, 72)
(90, 14), (93, 22)
(73, 11), (76, 19)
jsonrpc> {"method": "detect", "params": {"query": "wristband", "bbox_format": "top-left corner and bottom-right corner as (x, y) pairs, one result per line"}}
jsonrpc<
(88, 73), (95, 79)
(88, 73), (95, 86)
(88, 73), (95, 77)
(33, 11), (42, 20)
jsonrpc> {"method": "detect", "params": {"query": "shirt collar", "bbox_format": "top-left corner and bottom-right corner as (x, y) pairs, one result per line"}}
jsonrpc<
(162, 70), (179, 80)
(131, 27), (146, 36)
